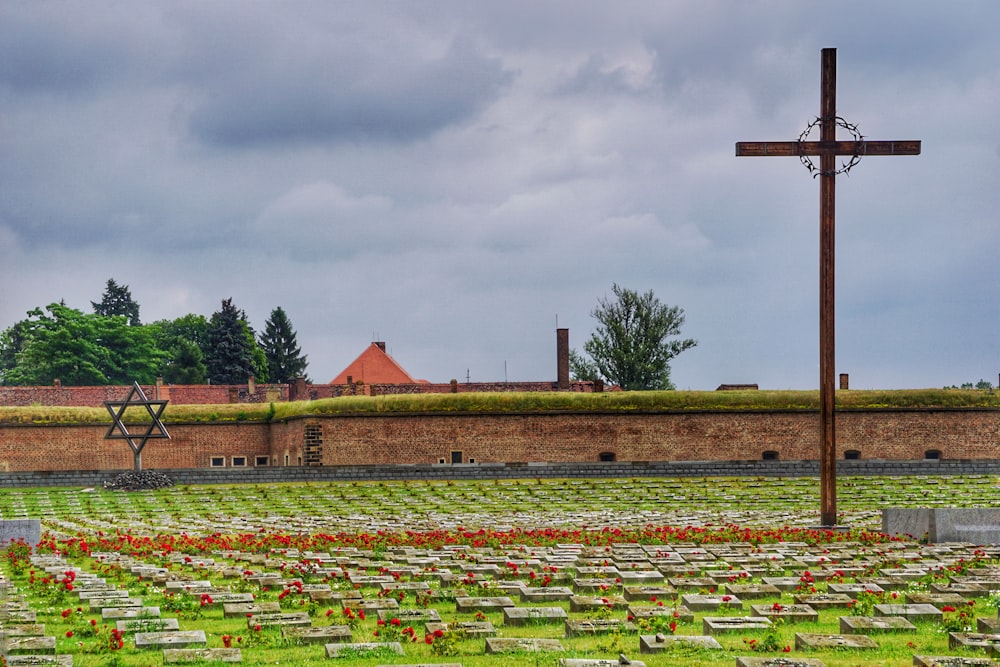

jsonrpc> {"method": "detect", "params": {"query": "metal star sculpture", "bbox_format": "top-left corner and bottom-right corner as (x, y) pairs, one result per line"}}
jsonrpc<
(104, 381), (170, 471)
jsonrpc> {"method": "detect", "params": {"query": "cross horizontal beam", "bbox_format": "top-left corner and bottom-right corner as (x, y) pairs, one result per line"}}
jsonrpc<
(736, 140), (920, 157)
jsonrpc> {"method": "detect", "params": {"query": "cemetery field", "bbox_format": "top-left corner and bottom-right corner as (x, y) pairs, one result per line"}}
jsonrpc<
(1, 474), (999, 666)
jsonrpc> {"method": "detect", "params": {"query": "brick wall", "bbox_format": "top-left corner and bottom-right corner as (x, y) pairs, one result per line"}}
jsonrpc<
(0, 408), (996, 473)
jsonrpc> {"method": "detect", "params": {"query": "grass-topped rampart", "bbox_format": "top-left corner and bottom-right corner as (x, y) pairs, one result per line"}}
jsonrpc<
(0, 388), (996, 425)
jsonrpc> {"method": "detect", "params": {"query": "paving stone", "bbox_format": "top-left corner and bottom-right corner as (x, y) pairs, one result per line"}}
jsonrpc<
(325, 641), (404, 658)
(794, 633), (879, 650)
(281, 624), (353, 644)
(163, 648), (242, 663)
(135, 630), (207, 650)
(838, 615), (916, 633)
(485, 637), (564, 654)
(639, 633), (722, 653)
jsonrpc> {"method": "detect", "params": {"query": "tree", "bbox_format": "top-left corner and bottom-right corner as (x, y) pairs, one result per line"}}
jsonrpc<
(571, 284), (696, 390)
(92, 278), (141, 326)
(204, 298), (256, 384)
(259, 307), (309, 383)
(162, 338), (207, 384)
(1, 303), (164, 385)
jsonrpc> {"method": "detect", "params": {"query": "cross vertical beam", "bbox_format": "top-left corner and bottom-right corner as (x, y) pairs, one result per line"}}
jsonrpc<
(818, 48), (837, 527)
(736, 48), (920, 526)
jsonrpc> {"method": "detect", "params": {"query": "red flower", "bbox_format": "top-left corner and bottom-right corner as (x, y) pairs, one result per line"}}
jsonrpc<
(66, 631), (74, 638)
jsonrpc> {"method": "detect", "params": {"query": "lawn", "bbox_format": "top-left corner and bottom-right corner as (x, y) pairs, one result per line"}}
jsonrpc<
(1, 475), (999, 666)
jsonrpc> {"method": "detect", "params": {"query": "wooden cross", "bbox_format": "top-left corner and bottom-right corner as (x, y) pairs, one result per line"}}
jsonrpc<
(736, 48), (920, 526)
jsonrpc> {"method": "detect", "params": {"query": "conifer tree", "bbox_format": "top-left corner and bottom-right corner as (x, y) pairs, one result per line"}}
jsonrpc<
(92, 278), (141, 326)
(204, 298), (255, 384)
(259, 307), (309, 382)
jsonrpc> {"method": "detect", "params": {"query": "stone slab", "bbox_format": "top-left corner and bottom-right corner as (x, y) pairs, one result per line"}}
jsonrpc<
(485, 637), (564, 654)
(702, 616), (771, 635)
(325, 642), (403, 658)
(282, 624), (353, 644)
(117, 617), (180, 634)
(564, 618), (635, 636)
(838, 615), (916, 634)
(559, 660), (647, 667)
(135, 630), (207, 649)
(639, 634), (723, 653)
(455, 596), (515, 612)
(0, 519), (41, 548)
(794, 633), (878, 650)
(503, 606), (567, 625)
(750, 603), (818, 623)
(223, 602), (280, 618)
(163, 648), (242, 663)
(247, 612), (311, 627)
(912, 657), (998, 667)
(873, 603), (943, 622)
(882, 508), (1000, 544)
(4, 657), (73, 667)
(948, 632), (1000, 650)
(3, 635), (56, 654)
(735, 659), (826, 667)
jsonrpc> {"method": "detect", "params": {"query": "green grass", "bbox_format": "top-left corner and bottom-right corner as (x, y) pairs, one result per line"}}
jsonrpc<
(1, 387), (997, 424)
(1, 475), (999, 665)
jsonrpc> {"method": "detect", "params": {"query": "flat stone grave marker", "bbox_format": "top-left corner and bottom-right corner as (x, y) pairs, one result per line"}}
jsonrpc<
(503, 606), (567, 626)
(78, 588), (128, 600)
(681, 593), (743, 611)
(3, 635), (56, 654)
(979, 617), (999, 633)
(520, 586), (573, 602)
(906, 593), (971, 607)
(667, 577), (718, 591)
(281, 624), (353, 644)
(873, 603), (943, 622)
(838, 615), (916, 634)
(88, 597), (142, 612)
(0, 610), (36, 622)
(628, 605), (693, 622)
(827, 583), (885, 598)
(455, 596), (515, 613)
(725, 583), (782, 599)
(623, 585), (676, 601)
(702, 616), (772, 635)
(325, 641), (404, 658)
(791, 593), (853, 609)
(569, 595), (627, 612)
(376, 608), (441, 623)
(948, 632), (1000, 650)
(354, 598), (399, 611)
(735, 658), (826, 667)
(618, 570), (664, 584)
(485, 637), (564, 654)
(931, 582), (989, 597)
(559, 659), (647, 667)
(117, 617), (180, 633)
(247, 612), (311, 628)
(572, 578), (621, 592)
(4, 656), (72, 667)
(165, 580), (213, 591)
(564, 618), (635, 636)
(223, 602), (280, 618)
(0, 519), (41, 548)
(749, 603), (818, 622)
(102, 606), (160, 619)
(0, 623), (45, 636)
(794, 633), (878, 651)
(135, 630), (207, 650)
(761, 577), (804, 591)
(163, 648), (242, 664)
(425, 620), (496, 636)
(912, 656), (998, 667)
(198, 592), (254, 607)
(639, 633), (722, 653)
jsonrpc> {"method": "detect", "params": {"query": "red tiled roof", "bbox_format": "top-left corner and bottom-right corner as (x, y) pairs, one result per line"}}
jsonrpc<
(330, 343), (426, 385)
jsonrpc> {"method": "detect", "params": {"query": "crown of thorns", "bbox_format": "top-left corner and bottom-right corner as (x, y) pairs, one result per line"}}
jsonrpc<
(798, 115), (865, 177)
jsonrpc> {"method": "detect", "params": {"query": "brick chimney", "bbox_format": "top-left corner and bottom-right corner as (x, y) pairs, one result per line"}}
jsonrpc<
(374, 341), (386, 352)
(557, 328), (569, 390)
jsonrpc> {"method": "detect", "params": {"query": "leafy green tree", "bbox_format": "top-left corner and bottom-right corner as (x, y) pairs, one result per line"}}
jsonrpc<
(204, 298), (256, 384)
(0, 320), (32, 385)
(572, 284), (696, 390)
(259, 307), (309, 382)
(92, 278), (141, 326)
(1, 303), (164, 385)
(162, 338), (207, 384)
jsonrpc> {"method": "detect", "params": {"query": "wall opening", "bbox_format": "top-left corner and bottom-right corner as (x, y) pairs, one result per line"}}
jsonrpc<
(210, 456), (225, 467)
(762, 450), (779, 461)
(599, 452), (616, 462)
(843, 450), (861, 460)
(924, 449), (941, 460)
(231, 456), (247, 467)
(255, 456), (270, 466)
(451, 451), (463, 464)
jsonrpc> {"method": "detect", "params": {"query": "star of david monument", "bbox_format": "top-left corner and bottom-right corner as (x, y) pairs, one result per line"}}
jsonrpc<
(105, 381), (170, 471)
(736, 48), (920, 526)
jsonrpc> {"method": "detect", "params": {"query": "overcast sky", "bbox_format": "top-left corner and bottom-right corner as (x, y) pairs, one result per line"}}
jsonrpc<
(2, 2), (997, 389)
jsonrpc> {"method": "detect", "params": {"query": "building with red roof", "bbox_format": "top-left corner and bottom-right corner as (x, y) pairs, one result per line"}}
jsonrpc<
(330, 342), (427, 385)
